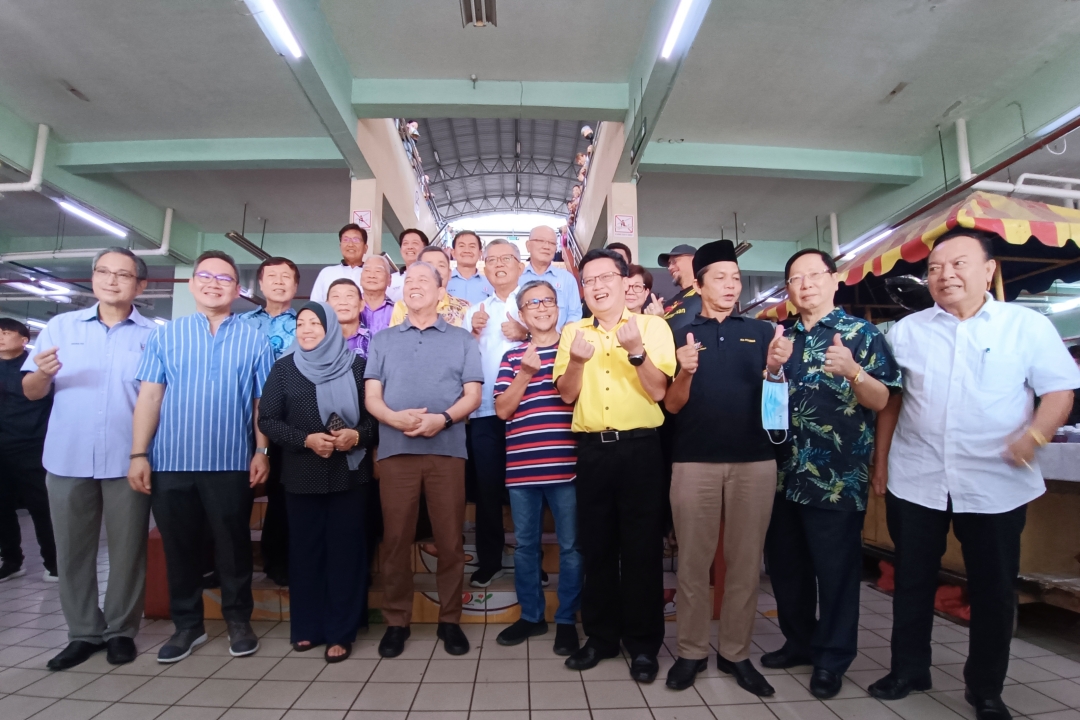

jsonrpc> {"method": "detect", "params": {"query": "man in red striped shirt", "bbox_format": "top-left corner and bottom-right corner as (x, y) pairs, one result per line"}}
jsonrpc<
(493, 280), (582, 656)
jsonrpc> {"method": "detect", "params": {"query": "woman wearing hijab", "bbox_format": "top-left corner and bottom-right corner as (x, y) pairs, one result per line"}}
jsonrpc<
(258, 302), (377, 663)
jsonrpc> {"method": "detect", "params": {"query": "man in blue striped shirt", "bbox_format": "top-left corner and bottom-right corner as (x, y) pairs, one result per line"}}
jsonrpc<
(520, 226), (582, 331)
(129, 250), (275, 664)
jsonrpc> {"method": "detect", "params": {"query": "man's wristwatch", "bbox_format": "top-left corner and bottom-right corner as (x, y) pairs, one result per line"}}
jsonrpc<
(628, 351), (647, 367)
(255, 447), (270, 456)
(442, 412), (454, 429)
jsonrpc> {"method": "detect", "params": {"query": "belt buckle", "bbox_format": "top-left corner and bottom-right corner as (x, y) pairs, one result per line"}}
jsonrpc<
(600, 430), (619, 443)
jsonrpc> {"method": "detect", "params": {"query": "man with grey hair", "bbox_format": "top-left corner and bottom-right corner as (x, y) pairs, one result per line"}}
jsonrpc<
(521, 225), (581, 331)
(361, 254), (395, 335)
(389, 246), (471, 328)
(365, 260), (483, 658)
(22, 247), (156, 670)
(462, 239), (526, 587)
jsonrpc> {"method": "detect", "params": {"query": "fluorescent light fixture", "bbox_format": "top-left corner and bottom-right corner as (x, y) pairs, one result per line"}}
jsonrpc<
(57, 200), (128, 238)
(153, 317), (167, 326)
(25, 319), (47, 329)
(763, 297), (783, 305)
(661, 0), (695, 60)
(840, 228), (893, 261)
(38, 281), (71, 295)
(9, 282), (69, 297)
(245, 0), (303, 59)
(25, 344), (34, 350)
(1050, 296), (1080, 314)
(1035, 103), (1080, 138)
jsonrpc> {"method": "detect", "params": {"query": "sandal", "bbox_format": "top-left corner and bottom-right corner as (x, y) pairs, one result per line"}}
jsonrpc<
(325, 643), (352, 663)
(292, 641), (317, 653)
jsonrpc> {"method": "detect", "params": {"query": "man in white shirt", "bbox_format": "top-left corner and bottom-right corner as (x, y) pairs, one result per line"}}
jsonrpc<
(462, 239), (526, 587)
(387, 228), (429, 304)
(870, 229), (1080, 720)
(310, 224), (367, 303)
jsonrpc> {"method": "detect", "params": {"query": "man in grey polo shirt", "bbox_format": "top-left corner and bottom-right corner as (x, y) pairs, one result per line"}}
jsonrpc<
(365, 261), (482, 660)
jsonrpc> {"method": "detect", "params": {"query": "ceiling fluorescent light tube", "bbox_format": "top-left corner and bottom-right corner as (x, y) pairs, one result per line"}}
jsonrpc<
(840, 228), (892, 261)
(1050, 296), (1080, 314)
(1035, 103), (1080, 138)
(9, 282), (65, 297)
(245, 0), (303, 59)
(38, 281), (71, 295)
(661, 0), (696, 60)
(25, 319), (48, 329)
(57, 200), (128, 238)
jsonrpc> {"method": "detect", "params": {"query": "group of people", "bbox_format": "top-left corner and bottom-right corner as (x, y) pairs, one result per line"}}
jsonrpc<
(0, 220), (1074, 720)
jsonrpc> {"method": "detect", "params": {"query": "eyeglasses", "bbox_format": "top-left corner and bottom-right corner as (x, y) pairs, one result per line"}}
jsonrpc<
(521, 297), (557, 309)
(786, 271), (831, 287)
(340, 237), (366, 244)
(582, 271), (621, 288)
(485, 255), (519, 266)
(93, 267), (138, 283)
(529, 239), (557, 248)
(194, 271), (237, 286)
(626, 283), (647, 294)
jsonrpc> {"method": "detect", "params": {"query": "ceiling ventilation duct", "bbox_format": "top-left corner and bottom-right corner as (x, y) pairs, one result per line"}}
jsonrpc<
(460, 0), (496, 27)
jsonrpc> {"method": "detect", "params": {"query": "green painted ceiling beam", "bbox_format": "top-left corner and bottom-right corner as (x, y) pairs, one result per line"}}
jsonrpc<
(352, 79), (628, 121)
(54, 137), (346, 174)
(639, 142), (924, 184)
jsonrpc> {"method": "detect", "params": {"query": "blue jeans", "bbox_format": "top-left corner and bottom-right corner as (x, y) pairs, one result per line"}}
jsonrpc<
(508, 483), (582, 625)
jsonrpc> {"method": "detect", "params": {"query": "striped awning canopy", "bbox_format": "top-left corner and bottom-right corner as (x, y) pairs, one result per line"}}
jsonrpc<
(759, 191), (1080, 321)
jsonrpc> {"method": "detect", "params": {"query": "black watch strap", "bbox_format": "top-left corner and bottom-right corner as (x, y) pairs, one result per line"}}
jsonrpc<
(441, 411), (454, 429)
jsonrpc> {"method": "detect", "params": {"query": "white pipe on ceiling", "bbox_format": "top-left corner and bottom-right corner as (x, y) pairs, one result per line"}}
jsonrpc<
(955, 118), (1080, 202)
(956, 118), (973, 182)
(0, 125), (49, 193)
(829, 212), (840, 256)
(0, 208), (174, 263)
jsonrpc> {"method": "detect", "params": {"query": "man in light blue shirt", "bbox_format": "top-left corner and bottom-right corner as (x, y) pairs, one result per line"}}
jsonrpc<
(130, 250), (274, 665)
(520, 226), (581, 331)
(22, 247), (157, 671)
(447, 230), (493, 304)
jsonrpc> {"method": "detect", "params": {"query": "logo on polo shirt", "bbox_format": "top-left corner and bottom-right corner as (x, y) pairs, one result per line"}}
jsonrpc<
(739, 338), (756, 343)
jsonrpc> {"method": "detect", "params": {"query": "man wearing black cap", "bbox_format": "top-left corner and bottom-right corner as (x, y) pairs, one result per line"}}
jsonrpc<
(663, 241), (789, 694)
(658, 244), (702, 332)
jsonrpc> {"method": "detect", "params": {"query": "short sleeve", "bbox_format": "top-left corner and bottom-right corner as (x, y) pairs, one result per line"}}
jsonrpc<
(22, 321), (54, 372)
(364, 333), (386, 383)
(309, 267), (331, 303)
(860, 324), (903, 391)
(564, 270), (583, 324)
(253, 336), (275, 398)
(552, 323), (576, 383)
(493, 348), (519, 398)
(462, 302), (478, 332)
(1025, 312), (1080, 395)
(389, 301), (406, 327)
(135, 327), (167, 384)
(642, 316), (677, 377)
(462, 334), (484, 384)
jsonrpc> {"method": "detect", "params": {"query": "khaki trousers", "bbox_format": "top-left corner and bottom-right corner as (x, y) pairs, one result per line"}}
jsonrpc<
(379, 454), (466, 626)
(671, 460), (776, 661)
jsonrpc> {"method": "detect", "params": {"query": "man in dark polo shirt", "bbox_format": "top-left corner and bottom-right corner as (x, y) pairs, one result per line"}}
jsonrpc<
(658, 244), (702, 332)
(364, 260), (483, 659)
(663, 240), (789, 694)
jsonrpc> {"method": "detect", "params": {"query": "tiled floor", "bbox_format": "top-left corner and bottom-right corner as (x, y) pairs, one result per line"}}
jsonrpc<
(2, 512), (1080, 719)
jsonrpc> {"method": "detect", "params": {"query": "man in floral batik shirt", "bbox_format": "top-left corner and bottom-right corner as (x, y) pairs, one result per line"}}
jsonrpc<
(762, 249), (902, 700)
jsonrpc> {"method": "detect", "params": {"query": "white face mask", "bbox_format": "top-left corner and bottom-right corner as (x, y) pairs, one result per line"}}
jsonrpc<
(762, 378), (790, 443)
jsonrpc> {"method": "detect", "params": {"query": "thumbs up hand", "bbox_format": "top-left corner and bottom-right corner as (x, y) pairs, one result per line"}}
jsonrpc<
(675, 331), (701, 375)
(501, 311), (529, 341)
(823, 332), (858, 380)
(471, 302), (489, 335)
(569, 330), (595, 363)
(766, 324), (793, 375)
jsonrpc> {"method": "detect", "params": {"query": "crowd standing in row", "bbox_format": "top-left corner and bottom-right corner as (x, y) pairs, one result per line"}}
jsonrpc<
(0, 222), (1074, 720)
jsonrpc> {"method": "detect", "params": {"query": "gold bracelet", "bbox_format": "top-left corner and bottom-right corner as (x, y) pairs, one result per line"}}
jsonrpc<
(1028, 427), (1049, 447)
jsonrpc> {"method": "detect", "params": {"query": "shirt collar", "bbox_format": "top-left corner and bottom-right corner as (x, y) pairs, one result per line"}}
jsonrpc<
(400, 315), (448, 333)
(77, 303), (156, 329)
(366, 297), (394, 310)
(690, 312), (742, 326)
(592, 307), (632, 330)
(527, 263), (555, 277)
(930, 292), (996, 321)
(793, 306), (845, 334)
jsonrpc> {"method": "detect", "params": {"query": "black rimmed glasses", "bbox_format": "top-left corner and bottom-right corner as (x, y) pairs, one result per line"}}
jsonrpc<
(194, 271), (237, 286)
(521, 297), (557, 310)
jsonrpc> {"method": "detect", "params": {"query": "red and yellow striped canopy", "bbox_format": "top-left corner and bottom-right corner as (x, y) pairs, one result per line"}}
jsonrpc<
(759, 191), (1080, 321)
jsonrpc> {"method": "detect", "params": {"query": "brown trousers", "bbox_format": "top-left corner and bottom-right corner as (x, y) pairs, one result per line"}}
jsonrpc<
(379, 454), (466, 626)
(671, 460), (776, 661)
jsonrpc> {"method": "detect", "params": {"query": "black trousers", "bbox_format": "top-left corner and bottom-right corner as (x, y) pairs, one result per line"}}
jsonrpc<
(151, 471), (254, 630)
(765, 496), (865, 675)
(467, 416), (507, 574)
(576, 431), (666, 657)
(886, 492), (1026, 699)
(286, 484), (368, 647)
(260, 443), (289, 577)
(0, 443), (56, 571)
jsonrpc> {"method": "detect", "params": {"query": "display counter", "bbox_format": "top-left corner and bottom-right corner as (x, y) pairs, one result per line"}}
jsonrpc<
(863, 443), (1080, 613)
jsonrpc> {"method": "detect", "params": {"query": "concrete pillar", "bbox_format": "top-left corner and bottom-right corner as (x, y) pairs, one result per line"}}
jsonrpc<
(606, 181), (639, 260)
(349, 177), (382, 255)
(171, 265), (196, 318)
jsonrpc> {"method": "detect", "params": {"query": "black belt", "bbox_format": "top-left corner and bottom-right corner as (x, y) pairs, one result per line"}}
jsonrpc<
(575, 427), (658, 444)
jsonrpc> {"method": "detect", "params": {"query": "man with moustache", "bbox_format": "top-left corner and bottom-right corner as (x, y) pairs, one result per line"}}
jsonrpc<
(311, 224), (368, 303)
(869, 229), (1079, 720)
(554, 248), (676, 683)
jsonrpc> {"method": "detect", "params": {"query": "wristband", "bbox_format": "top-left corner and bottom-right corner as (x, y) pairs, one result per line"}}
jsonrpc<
(129, 453), (148, 460)
(1028, 427), (1049, 447)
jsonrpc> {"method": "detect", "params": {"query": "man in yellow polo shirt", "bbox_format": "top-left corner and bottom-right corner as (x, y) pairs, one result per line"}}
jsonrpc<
(553, 248), (676, 684)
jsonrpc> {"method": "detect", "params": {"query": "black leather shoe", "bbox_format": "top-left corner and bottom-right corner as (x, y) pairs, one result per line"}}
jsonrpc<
(378, 626), (410, 658)
(46, 641), (106, 670)
(760, 645), (813, 669)
(553, 624), (580, 656)
(716, 655), (775, 697)
(869, 671), (933, 700)
(497, 619), (547, 646)
(629, 653), (659, 683)
(810, 667), (843, 699)
(437, 622), (470, 655)
(665, 657), (708, 690)
(564, 642), (619, 671)
(105, 637), (137, 665)
(965, 688), (1013, 720)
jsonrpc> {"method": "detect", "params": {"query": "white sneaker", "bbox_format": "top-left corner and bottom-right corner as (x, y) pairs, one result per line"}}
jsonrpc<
(43, 570), (58, 583)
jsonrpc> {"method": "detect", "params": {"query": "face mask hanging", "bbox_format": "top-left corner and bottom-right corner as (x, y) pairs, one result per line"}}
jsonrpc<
(761, 378), (789, 444)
